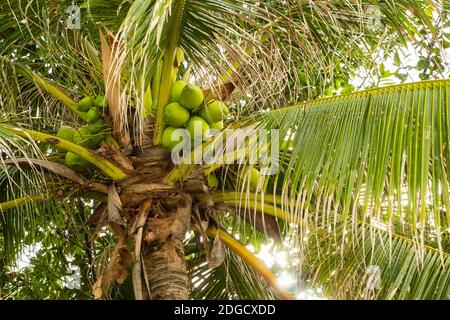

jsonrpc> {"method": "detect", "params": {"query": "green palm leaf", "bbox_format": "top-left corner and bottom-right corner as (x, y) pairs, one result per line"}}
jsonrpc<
(250, 80), (450, 238)
(304, 219), (450, 300)
(187, 240), (278, 299)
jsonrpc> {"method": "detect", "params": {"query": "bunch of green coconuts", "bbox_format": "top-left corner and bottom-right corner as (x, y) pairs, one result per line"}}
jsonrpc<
(55, 85), (259, 189)
(161, 80), (232, 189)
(161, 80), (229, 152)
(56, 95), (109, 171)
(161, 80), (261, 190)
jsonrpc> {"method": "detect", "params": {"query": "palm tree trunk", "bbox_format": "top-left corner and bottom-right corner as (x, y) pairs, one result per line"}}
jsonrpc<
(118, 146), (194, 300)
(142, 233), (189, 299)
(141, 196), (191, 300)
(122, 146), (192, 300)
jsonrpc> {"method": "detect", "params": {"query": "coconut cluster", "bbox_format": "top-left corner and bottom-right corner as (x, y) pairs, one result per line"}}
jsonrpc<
(56, 95), (109, 171)
(161, 80), (229, 151)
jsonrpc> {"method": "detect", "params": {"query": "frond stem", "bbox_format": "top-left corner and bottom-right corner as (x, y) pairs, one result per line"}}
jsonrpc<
(4, 59), (87, 121)
(0, 195), (51, 212)
(153, 0), (185, 145)
(200, 225), (293, 300)
(4, 125), (127, 181)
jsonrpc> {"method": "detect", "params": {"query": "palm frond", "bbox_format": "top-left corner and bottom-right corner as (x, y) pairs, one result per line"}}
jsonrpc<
(86, 0), (131, 31)
(1, 123), (127, 181)
(0, 166), (52, 264)
(304, 218), (450, 300)
(244, 80), (450, 242)
(206, 80), (450, 299)
(0, 1), (106, 130)
(107, 0), (438, 144)
(186, 239), (279, 300)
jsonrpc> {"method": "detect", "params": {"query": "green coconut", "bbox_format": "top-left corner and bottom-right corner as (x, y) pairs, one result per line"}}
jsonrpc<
(179, 84), (204, 110)
(56, 126), (76, 142)
(88, 119), (106, 134)
(199, 100), (229, 123)
(86, 108), (101, 123)
(207, 174), (219, 189)
(77, 96), (94, 112)
(161, 126), (187, 150)
(171, 80), (187, 102)
(72, 128), (88, 147)
(239, 166), (260, 191)
(186, 116), (210, 142)
(65, 152), (91, 172)
(248, 167), (260, 189)
(210, 121), (224, 131)
(95, 95), (106, 108)
(73, 127), (101, 149)
(164, 102), (190, 127)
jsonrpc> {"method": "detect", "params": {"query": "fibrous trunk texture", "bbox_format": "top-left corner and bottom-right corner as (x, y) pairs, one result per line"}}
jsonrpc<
(119, 146), (194, 300)
(141, 195), (191, 299)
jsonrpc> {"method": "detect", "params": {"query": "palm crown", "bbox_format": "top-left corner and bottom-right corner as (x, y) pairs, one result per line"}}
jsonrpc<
(1, 0), (450, 300)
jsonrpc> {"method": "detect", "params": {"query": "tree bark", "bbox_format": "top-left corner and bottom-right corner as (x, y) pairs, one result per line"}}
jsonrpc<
(115, 146), (193, 300)
(141, 194), (191, 300)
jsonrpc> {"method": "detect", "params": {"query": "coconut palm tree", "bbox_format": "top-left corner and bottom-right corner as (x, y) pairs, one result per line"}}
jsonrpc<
(1, 0), (450, 300)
